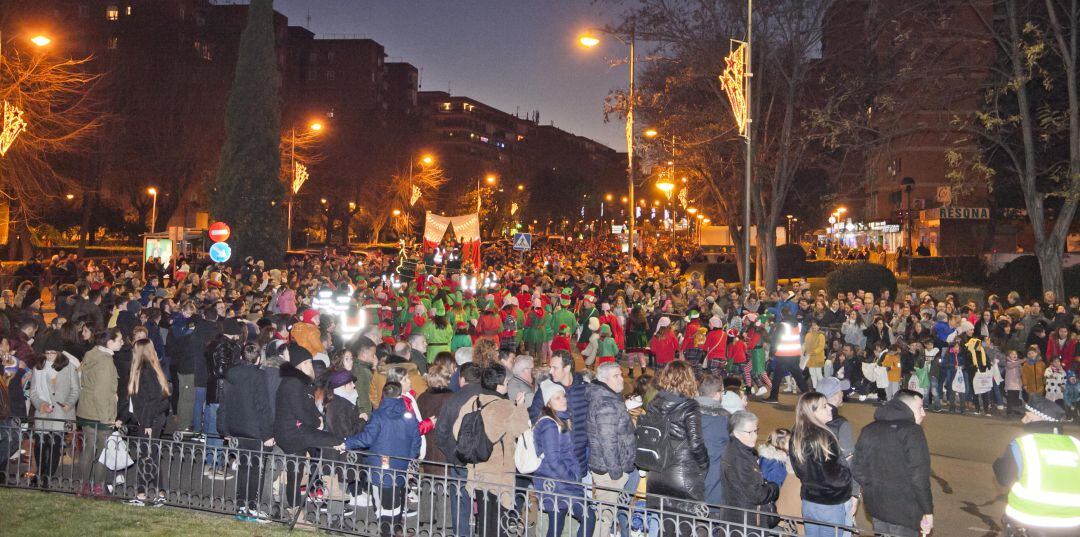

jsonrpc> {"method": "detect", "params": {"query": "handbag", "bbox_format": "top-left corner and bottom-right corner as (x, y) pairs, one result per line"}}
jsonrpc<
(951, 371), (967, 394)
(972, 370), (994, 395)
(98, 431), (135, 471)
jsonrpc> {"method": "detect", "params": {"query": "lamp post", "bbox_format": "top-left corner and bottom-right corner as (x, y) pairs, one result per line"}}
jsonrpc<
(405, 154), (434, 242)
(579, 23), (636, 265)
(147, 187), (158, 233)
(287, 121), (322, 251)
(901, 176), (916, 286)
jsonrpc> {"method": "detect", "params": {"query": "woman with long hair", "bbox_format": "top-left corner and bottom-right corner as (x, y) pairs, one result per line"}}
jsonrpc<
(533, 380), (593, 537)
(126, 339), (172, 506)
(645, 361), (708, 525)
(789, 392), (854, 537)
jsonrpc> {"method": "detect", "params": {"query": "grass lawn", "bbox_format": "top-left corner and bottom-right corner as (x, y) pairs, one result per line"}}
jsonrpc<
(0, 488), (294, 537)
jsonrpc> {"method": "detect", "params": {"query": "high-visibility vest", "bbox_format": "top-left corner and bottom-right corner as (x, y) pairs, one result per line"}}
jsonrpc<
(1005, 433), (1080, 529)
(773, 323), (801, 358)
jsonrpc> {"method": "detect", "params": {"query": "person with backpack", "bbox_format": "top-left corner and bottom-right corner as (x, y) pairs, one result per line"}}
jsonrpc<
(451, 364), (529, 537)
(534, 379), (594, 537)
(643, 361), (709, 524)
(586, 362), (635, 536)
(432, 362), (484, 537)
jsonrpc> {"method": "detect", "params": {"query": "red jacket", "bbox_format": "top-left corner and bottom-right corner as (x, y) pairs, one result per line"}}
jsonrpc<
(598, 313), (625, 350)
(1046, 337), (1077, 370)
(728, 340), (748, 364)
(680, 320), (702, 351)
(704, 329), (727, 360)
(650, 332), (680, 365)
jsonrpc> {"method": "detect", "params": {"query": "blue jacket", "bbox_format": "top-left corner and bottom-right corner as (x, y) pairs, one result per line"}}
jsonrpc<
(759, 458), (788, 486)
(932, 320), (953, 347)
(532, 414), (586, 511)
(529, 373), (590, 468)
(345, 396), (421, 485)
(697, 397), (729, 505)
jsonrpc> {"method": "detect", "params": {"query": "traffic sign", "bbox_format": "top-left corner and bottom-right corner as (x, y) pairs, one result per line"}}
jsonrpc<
(512, 233), (532, 251)
(209, 241), (232, 263)
(208, 221), (231, 242)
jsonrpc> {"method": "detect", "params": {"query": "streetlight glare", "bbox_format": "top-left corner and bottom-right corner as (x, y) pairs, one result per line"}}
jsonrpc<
(147, 187), (157, 196)
(65, 193), (74, 200)
(687, 207), (698, 214)
(644, 128), (659, 138)
(309, 122), (323, 132)
(485, 175), (497, 184)
(578, 34), (601, 48)
(30, 35), (52, 47)
(605, 194), (613, 201)
(421, 155), (433, 165)
(392, 209), (402, 216)
(517, 184), (524, 191)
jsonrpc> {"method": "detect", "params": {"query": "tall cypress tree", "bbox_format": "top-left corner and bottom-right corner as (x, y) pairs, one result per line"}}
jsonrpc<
(211, 0), (284, 266)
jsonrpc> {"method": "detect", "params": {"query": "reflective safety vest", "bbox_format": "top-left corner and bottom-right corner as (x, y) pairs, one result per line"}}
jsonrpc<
(774, 323), (801, 358)
(1006, 433), (1080, 529)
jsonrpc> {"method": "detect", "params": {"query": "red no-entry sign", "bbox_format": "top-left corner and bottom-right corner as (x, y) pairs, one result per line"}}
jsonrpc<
(208, 221), (231, 243)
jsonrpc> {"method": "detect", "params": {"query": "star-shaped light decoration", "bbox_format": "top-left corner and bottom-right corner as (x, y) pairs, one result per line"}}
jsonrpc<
(719, 43), (749, 137)
(1, 101), (28, 157)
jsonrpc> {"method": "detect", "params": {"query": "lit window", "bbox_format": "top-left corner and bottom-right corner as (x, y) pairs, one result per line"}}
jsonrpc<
(107, 36), (118, 50)
(327, 70), (335, 81)
(107, 5), (119, 20)
(125, 5), (132, 16)
(441, 102), (452, 111)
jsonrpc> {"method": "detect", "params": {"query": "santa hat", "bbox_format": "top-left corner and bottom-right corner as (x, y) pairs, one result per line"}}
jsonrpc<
(583, 291), (597, 303)
(588, 317), (601, 332)
(727, 328), (739, 338)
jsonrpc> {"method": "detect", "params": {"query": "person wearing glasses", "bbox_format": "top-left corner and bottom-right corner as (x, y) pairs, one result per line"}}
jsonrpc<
(719, 411), (781, 529)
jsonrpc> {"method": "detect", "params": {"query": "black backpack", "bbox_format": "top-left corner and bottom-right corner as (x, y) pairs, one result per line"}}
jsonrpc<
(455, 398), (501, 464)
(634, 406), (673, 471)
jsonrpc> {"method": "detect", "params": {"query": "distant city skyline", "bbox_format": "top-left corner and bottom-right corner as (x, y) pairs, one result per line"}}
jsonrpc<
(274, 0), (631, 151)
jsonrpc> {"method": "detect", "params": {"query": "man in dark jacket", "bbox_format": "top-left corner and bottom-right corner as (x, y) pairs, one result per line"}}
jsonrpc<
(529, 350), (589, 470)
(720, 411), (780, 527)
(189, 307), (223, 433)
(586, 362), (636, 535)
(433, 362), (482, 537)
(273, 343), (344, 512)
(202, 317), (243, 478)
(168, 301), (198, 431)
(853, 390), (933, 537)
(696, 374), (730, 506)
(219, 342), (273, 520)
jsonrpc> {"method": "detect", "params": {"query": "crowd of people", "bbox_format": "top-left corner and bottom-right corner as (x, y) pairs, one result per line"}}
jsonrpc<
(0, 235), (1077, 536)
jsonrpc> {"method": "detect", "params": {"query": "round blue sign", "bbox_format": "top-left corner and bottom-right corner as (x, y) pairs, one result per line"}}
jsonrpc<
(209, 241), (232, 263)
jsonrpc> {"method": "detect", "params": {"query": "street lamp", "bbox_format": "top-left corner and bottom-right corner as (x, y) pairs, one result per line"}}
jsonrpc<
(287, 120), (324, 251)
(644, 128), (659, 138)
(656, 176), (675, 200)
(577, 25), (637, 264)
(404, 153), (435, 242)
(147, 187), (158, 233)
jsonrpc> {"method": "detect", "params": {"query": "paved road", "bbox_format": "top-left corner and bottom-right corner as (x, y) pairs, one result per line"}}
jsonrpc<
(749, 394), (1079, 537)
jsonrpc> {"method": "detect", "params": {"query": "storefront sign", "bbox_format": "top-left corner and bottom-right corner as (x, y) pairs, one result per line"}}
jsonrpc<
(921, 206), (990, 220)
(869, 221), (901, 233)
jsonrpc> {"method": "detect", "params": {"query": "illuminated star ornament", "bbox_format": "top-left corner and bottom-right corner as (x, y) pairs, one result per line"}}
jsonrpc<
(678, 188), (688, 208)
(292, 162), (309, 194)
(1, 101), (28, 157)
(410, 185), (422, 206)
(719, 42), (749, 137)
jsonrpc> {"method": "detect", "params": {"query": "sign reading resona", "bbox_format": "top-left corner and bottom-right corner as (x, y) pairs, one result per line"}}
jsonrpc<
(921, 206), (990, 220)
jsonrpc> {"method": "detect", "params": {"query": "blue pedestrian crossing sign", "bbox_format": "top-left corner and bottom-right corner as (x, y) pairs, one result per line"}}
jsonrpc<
(512, 233), (532, 251)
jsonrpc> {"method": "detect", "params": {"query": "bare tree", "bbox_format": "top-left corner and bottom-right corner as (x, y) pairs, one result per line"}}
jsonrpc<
(956, 0), (1079, 297)
(365, 162), (447, 244)
(0, 46), (103, 259)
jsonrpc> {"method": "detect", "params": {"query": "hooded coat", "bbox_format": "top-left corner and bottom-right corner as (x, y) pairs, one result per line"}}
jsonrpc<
(344, 396), (421, 485)
(585, 380), (636, 479)
(644, 390), (709, 502)
(852, 397), (933, 531)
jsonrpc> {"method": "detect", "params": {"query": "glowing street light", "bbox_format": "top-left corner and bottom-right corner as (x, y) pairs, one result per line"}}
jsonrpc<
(577, 34), (601, 48)
(420, 154), (434, 166)
(656, 176), (675, 200)
(147, 187), (158, 233)
(287, 120), (326, 251)
(309, 121), (323, 132)
(517, 184), (524, 191)
(30, 35), (52, 47)
(65, 193), (74, 200)
(392, 209), (402, 216)
(605, 194), (613, 202)
(643, 128), (659, 138)
(687, 207), (698, 215)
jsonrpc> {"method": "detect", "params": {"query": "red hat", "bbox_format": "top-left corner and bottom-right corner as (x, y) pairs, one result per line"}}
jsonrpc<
(302, 309), (320, 324)
(455, 321), (468, 329)
(584, 291), (596, 302)
(727, 328), (739, 338)
(558, 323), (570, 334)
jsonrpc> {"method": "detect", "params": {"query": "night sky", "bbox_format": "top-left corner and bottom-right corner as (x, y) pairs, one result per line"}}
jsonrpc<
(274, 0), (631, 150)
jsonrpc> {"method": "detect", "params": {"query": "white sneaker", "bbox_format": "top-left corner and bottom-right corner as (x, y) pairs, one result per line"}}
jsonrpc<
(858, 395), (867, 402)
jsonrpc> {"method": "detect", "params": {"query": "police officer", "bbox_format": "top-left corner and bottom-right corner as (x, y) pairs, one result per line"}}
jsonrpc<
(992, 395), (1080, 536)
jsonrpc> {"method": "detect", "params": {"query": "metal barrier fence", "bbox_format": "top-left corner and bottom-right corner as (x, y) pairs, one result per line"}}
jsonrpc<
(0, 418), (880, 537)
